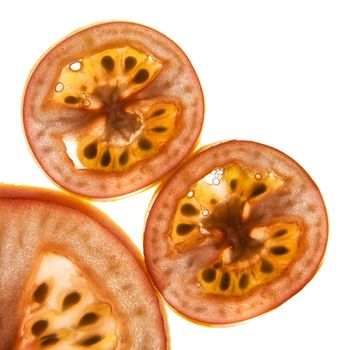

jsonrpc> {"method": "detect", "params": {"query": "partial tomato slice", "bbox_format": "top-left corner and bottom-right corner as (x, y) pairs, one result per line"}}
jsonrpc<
(0, 185), (168, 349)
(144, 140), (328, 325)
(23, 22), (204, 199)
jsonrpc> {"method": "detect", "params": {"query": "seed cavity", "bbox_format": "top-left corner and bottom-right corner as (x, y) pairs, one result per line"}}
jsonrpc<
(33, 283), (48, 303)
(101, 55), (115, 72)
(202, 268), (216, 283)
(151, 126), (168, 133)
(79, 335), (103, 346)
(79, 312), (99, 327)
(249, 183), (267, 198)
(180, 203), (199, 216)
(31, 320), (48, 336)
(270, 246), (289, 255)
(100, 150), (111, 167)
(260, 259), (274, 273)
(133, 69), (149, 84)
(41, 334), (60, 347)
(138, 137), (152, 151)
(151, 108), (166, 117)
(239, 274), (249, 289)
(62, 292), (81, 310)
(273, 229), (288, 238)
(119, 150), (129, 165)
(84, 143), (98, 159)
(64, 96), (79, 104)
(230, 179), (238, 191)
(219, 272), (231, 290)
(176, 223), (196, 235)
(124, 56), (137, 71)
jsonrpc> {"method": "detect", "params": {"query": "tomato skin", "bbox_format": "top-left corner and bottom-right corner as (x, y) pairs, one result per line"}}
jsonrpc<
(144, 140), (328, 325)
(0, 184), (169, 350)
(23, 22), (204, 199)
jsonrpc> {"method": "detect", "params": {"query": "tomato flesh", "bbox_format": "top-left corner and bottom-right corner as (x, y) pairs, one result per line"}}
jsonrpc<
(144, 140), (328, 325)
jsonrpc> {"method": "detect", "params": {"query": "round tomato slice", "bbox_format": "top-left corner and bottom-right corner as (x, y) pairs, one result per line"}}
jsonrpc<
(0, 185), (168, 349)
(23, 22), (204, 199)
(144, 140), (328, 325)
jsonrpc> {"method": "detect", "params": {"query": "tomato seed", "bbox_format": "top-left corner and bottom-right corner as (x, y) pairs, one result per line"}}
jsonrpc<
(100, 151), (111, 167)
(64, 96), (79, 104)
(33, 282), (48, 303)
(176, 223), (195, 235)
(151, 108), (166, 117)
(270, 246), (289, 255)
(119, 150), (129, 165)
(101, 56), (115, 72)
(260, 259), (274, 273)
(249, 183), (267, 198)
(230, 179), (238, 191)
(133, 69), (149, 84)
(138, 137), (152, 151)
(152, 126), (168, 133)
(273, 229), (288, 238)
(239, 274), (249, 289)
(31, 319), (48, 336)
(124, 56), (137, 71)
(219, 272), (231, 290)
(84, 143), (98, 159)
(180, 203), (199, 216)
(62, 292), (81, 310)
(79, 335), (103, 346)
(202, 268), (216, 283)
(79, 312), (99, 327)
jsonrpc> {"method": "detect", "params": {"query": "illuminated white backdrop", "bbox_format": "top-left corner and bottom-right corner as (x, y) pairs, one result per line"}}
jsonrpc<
(1, 1), (348, 349)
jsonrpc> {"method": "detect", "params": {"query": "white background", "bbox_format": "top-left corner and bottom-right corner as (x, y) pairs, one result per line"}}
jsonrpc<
(1, 1), (349, 349)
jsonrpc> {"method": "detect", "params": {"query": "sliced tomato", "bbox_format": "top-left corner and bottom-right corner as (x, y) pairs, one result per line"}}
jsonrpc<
(144, 140), (328, 325)
(23, 22), (204, 199)
(0, 185), (168, 349)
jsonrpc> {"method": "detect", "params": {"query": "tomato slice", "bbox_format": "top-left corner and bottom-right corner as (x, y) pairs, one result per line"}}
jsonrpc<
(0, 185), (168, 349)
(144, 140), (328, 325)
(23, 22), (204, 199)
